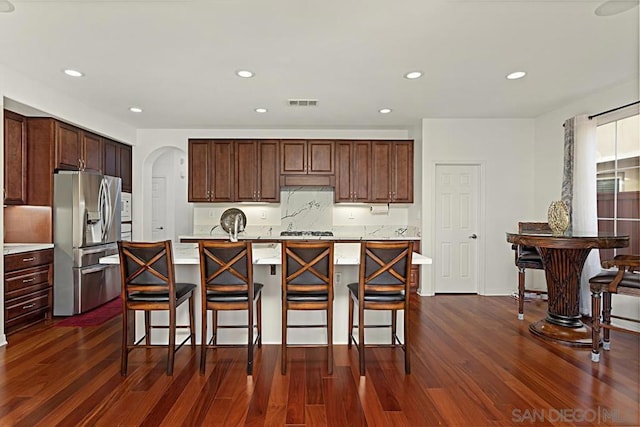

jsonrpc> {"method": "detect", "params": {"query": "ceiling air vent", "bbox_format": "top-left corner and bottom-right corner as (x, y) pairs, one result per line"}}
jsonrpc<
(288, 99), (319, 107)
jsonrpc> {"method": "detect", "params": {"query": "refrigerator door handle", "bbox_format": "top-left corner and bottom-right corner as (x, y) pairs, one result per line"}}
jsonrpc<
(82, 265), (112, 275)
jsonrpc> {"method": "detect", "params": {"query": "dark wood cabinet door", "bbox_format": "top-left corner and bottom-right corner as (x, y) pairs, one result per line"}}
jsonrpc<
(235, 140), (257, 201)
(188, 140), (211, 202)
(257, 140), (279, 202)
(119, 144), (132, 193)
(4, 110), (28, 204)
(335, 141), (353, 202)
(371, 141), (392, 202)
(54, 121), (81, 170)
(392, 141), (413, 203)
(307, 140), (334, 175)
(81, 131), (103, 173)
(211, 140), (234, 202)
(103, 139), (118, 177)
(280, 140), (307, 174)
(352, 141), (371, 202)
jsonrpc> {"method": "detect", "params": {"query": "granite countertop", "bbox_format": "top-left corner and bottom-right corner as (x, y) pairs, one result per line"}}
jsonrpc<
(3, 243), (55, 255)
(100, 243), (432, 265)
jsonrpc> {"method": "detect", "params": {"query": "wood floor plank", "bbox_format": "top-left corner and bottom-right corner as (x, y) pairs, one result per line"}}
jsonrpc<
(0, 295), (637, 426)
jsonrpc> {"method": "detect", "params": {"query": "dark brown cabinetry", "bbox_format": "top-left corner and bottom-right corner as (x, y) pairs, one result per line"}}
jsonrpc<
(26, 118), (113, 205)
(4, 249), (54, 335)
(54, 121), (102, 173)
(235, 140), (279, 202)
(188, 139), (234, 202)
(335, 140), (371, 203)
(280, 140), (335, 186)
(371, 141), (413, 203)
(3, 110), (28, 204)
(103, 139), (133, 192)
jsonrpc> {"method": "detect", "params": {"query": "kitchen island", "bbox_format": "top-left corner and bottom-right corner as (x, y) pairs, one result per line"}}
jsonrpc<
(100, 241), (431, 345)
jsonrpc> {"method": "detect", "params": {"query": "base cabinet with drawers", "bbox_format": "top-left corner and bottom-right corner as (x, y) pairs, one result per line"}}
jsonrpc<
(4, 249), (54, 335)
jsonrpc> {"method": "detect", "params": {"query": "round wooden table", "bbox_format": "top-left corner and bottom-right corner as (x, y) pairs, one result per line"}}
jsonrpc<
(506, 231), (629, 347)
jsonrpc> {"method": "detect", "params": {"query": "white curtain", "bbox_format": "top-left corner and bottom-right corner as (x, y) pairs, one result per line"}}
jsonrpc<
(562, 115), (601, 315)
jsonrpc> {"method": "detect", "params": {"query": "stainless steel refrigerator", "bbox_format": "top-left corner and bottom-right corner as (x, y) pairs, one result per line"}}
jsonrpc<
(53, 171), (121, 315)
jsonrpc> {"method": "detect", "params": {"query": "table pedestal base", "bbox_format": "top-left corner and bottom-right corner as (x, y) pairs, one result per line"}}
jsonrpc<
(529, 320), (592, 348)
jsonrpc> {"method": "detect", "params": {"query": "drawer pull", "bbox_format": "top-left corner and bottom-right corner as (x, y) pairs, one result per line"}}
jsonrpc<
(22, 257), (36, 262)
(22, 278), (35, 283)
(22, 303), (36, 310)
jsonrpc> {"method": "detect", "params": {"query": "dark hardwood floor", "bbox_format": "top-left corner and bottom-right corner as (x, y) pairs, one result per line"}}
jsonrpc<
(0, 295), (638, 426)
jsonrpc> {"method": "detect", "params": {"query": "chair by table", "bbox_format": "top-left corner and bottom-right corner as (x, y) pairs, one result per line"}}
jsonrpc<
(347, 241), (413, 376)
(198, 241), (263, 375)
(281, 241), (334, 375)
(118, 240), (196, 376)
(589, 254), (640, 362)
(512, 222), (551, 319)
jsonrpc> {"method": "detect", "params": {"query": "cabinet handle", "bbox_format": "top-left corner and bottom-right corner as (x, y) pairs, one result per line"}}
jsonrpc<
(22, 257), (36, 262)
(22, 303), (36, 310)
(257, 191), (261, 200)
(22, 278), (35, 283)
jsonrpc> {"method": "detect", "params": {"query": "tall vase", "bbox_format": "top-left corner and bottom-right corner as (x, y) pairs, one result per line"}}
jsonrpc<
(548, 200), (570, 236)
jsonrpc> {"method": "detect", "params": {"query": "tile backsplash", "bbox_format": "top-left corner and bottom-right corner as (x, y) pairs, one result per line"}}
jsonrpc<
(193, 188), (419, 237)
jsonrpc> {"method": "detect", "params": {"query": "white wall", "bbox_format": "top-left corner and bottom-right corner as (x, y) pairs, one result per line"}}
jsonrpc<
(421, 118), (535, 296)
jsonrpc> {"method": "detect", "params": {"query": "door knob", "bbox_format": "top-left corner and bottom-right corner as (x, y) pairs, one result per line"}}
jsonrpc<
(469, 234), (477, 239)
(154, 227), (164, 230)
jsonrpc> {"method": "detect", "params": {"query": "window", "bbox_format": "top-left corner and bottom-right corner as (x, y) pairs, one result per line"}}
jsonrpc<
(596, 112), (639, 259)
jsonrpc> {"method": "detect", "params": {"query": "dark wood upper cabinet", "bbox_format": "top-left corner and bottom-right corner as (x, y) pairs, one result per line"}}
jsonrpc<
(81, 131), (102, 173)
(188, 139), (234, 202)
(119, 144), (132, 193)
(235, 140), (280, 202)
(281, 140), (334, 175)
(188, 138), (412, 204)
(49, 120), (103, 173)
(103, 139), (118, 177)
(189, 139), (278, 203)
(103, 139), (132, 193)
(308, 140), (335, 175)
(371, 141), (413, 203)
(335, 140), (371, 203)
(280, 140), (307, 174)
(280, 139), (335, 186)
(55, 121), (82, 171)
(4, 110), (28, 205)
(392, 141), (413, 203)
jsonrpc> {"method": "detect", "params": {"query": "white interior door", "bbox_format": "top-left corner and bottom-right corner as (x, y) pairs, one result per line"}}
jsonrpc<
(152, 177), (167, 241)
(435, 164), (480, 293)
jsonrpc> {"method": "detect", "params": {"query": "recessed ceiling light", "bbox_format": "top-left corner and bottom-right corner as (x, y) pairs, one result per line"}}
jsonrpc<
(506, 71), (526, 80)
(63, 69), (84, 77)
(129, 107), (143, 113)
(404, 71), (423, 79)
(255, 108), (268, 113)
(236, 70), (254, 78)
(379, 108), (392, 114)
(0, 1), (15, 13)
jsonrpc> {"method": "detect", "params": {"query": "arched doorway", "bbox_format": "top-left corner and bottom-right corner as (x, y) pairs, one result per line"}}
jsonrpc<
(142, 146), (191, 242)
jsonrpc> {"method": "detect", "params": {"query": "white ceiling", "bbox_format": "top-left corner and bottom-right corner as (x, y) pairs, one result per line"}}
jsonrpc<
(0, 0), (638, 130)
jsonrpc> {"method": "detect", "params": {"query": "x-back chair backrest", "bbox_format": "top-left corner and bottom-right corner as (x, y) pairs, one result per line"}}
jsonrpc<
(283, 241), (334, 293)
(118, 240), (175, 296)
(361, 241), (413, 293)
(199, 241), (252, 293)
